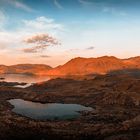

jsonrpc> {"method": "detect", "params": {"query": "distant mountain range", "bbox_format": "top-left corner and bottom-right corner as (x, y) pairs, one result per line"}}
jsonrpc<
(0, 64), (52, 75)
(0, 56), (140, 76)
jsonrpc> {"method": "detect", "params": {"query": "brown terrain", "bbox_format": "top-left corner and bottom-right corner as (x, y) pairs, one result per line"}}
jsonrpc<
(0, 56), (140, 140)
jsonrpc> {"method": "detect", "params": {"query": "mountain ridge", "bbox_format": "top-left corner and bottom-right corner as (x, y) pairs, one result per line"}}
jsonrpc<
(0, 56), (140, 75)
(46, 56), (140, 75)
(0, 64), (52, 75)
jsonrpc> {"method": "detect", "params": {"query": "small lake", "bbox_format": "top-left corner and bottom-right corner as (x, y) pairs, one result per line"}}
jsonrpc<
(8, 99), (93, 120)
(0, 74), (50, 83)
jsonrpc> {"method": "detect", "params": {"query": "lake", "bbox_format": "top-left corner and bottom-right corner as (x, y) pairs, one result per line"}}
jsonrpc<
(0, 74), (50, 83)
(8, 99), (93, 120)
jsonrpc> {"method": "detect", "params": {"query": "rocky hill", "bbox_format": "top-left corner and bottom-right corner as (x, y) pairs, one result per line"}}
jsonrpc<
(46, 56), (140, 75)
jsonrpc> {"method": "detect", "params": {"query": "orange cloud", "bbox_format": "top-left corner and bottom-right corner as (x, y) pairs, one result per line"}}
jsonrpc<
(23, 34), (60, 53)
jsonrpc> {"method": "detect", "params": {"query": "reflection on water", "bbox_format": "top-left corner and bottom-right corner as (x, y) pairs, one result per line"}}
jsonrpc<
(8, 99), (93, 120)
(14, 83), (33, 88)
(0, 74), (50, 83)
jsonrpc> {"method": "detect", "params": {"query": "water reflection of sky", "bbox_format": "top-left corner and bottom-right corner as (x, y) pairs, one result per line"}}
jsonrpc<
(0, 74), (50, 83)
(8, 99), (93, 120)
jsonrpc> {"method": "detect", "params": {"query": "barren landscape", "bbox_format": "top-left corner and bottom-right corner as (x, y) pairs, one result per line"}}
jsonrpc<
(0, 56), (140, 140)
(0, 0), (140, 139)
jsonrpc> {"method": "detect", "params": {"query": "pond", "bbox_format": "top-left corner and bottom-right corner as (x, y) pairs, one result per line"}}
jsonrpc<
(8, 99), (93, 121)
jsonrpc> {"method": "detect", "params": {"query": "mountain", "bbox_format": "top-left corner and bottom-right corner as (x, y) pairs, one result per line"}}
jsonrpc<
(0, 56), (140, 76)
(123, 56), (140, 67)
(0, 64), (52, 75)
(46, 56), (140, 75)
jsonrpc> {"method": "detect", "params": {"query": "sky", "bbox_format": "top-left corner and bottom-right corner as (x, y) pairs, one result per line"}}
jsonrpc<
(0, 0), (140, 67)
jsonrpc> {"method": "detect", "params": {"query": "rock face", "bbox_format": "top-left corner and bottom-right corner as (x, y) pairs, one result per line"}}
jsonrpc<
(0, 64), (52, 75)
(46, 56), (140, 76)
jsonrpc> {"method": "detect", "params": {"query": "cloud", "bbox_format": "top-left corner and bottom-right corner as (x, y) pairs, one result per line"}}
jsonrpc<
(22, 16), (64, 32)
(78, 0), (93, 5)
(66, 46), (95, 53)
(86, 46), (95, 50)
(23, 34), (60, 53)
(0, 42), (8, 50)
(102, 7), (127, 16)
(22, 47), (38, 53)
(4, 0), (34, 12)
(24, 34), (60, 45)
(0, 11), (5, 23)
(78, 0), (127, 16)
(0, 11), (6, 30)
(67, 48), (80, 52)
(0, 31), (26, 54)
(40, 55), (51, 58)
(0, 16), (63, 55)
(54, 0), (63, 9)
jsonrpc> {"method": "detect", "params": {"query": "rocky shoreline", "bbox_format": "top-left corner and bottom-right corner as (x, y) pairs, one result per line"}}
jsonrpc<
(0, 71), (140, 140)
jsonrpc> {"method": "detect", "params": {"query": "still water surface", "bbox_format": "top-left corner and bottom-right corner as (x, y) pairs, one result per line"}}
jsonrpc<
(0, 74), (50, 83)
(8, 99), (93, 120)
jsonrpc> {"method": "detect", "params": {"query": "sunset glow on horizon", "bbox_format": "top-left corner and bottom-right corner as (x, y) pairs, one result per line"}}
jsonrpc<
(0, 0), (140, 67)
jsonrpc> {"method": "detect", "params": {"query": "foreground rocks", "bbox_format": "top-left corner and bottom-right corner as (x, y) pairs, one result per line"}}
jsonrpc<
(0, 70), (140, 140)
